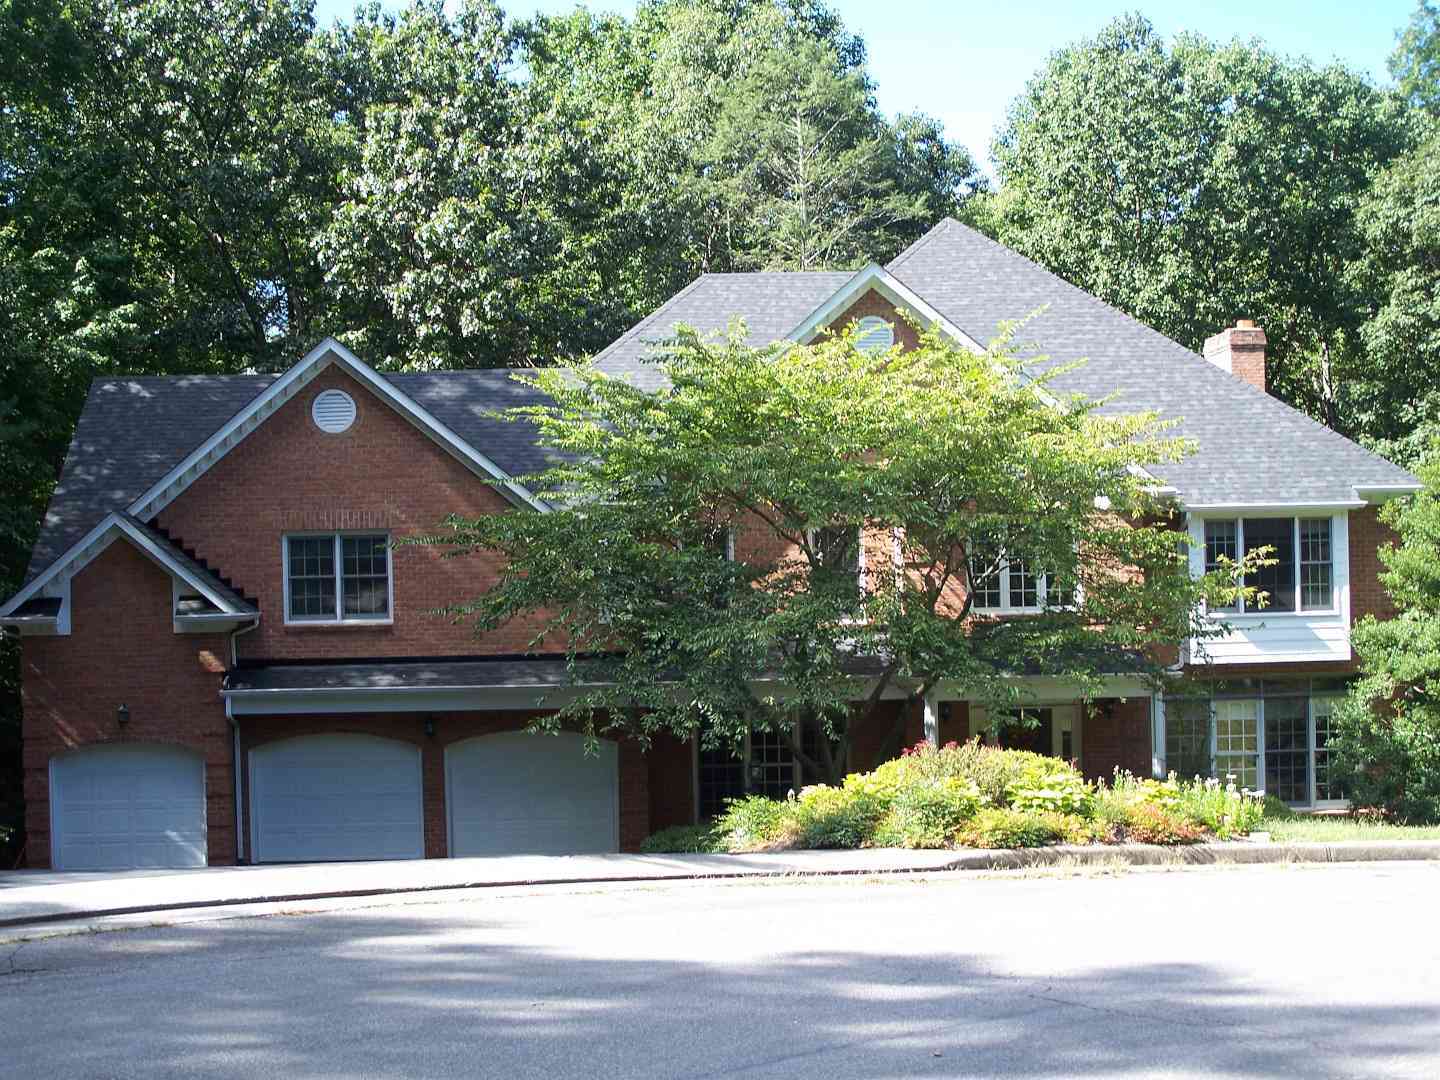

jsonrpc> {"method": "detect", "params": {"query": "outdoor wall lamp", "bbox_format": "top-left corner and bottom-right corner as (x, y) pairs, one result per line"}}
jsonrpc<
(423, 714), (436, 738)
(117, 703), (130, 727)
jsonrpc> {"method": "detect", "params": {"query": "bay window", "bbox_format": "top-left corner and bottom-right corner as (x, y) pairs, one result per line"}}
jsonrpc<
(1202, 516), (1334, 613)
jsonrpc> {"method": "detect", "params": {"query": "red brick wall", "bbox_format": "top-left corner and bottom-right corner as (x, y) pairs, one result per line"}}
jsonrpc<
(1081, 698), (1152, 783)
(819, 290), (922, 352)
(938, 700), (970, 746)
(239, 711), (653, 856)
(1350, 504), (1400, 624)
(156, 365), (552, 660)
(20, 541), (234, 868)
(647, 732), (695, 831)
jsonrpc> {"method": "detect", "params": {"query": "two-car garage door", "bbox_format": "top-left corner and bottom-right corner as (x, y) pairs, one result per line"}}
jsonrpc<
(247, 731), (618, 863)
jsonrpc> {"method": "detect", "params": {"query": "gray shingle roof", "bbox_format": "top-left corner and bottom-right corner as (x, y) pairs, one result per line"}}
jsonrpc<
(224, 657), (579, 692)
(592, 271), (853, 391)
(23, 367), (556, 587)
(886, 219), (1418, 505)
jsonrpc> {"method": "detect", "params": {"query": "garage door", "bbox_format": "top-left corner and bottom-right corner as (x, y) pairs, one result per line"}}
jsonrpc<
(249, 735), (423, 863)
(447, 732), (618, 856)
(51, 744), (207, 870)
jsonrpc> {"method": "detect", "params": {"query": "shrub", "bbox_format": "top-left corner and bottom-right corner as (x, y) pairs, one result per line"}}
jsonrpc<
(1171, 775), (1264, 839)
(640, 824), (720, 854)
(714, 795), (798, 851)
(1122, 803), (1205, 845)
(1004, 758), (1093, 816)
(954, 807), (1066, 849)
(792, 783), (887, 848)
(872, 777), (985, 848)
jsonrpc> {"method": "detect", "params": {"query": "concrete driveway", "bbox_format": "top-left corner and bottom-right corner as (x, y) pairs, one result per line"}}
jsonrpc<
(3, 862), (1438, 1078)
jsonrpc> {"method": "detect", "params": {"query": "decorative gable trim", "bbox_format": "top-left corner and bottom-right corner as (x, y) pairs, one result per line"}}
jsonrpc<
(125, 338), (548, 525)
(0, 512), (255, 629)
(787, 263), (986, 352)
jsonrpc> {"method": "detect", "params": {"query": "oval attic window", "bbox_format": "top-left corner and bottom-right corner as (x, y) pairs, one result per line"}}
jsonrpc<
(854, 316), (895, 353)
(311, 389), (357, 434)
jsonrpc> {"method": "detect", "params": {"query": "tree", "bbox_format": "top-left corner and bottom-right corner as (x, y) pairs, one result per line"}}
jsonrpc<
(1347, 127), (1440, 468)
(1332, 456), (1440, 820)
(425, 322), (1250, 785)
(978, 14), (1413, 438)
(1392, 1), (1440, 113)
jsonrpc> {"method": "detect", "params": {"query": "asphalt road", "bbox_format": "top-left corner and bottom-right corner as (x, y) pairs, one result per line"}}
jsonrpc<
(3, 862), (1438, 1079)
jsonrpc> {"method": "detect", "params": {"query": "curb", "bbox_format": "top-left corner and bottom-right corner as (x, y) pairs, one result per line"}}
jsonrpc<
(4, 839), (1439, 932)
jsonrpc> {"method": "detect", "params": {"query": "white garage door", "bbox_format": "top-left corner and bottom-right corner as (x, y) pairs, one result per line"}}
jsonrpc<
(249, 735), (423, 863)
(447, 732), (618, 857)
(51, 744), (207, 870)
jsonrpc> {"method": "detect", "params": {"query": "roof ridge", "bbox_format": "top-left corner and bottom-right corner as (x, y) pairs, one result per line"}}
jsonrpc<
(886, 217), (958, 272)
(589, 273), (712, 367)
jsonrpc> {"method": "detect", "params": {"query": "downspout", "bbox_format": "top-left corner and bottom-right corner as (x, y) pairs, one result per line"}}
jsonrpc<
(227, 618), (260, 863)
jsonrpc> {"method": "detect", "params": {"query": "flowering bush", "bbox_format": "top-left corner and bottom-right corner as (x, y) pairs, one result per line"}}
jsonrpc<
(872, 777), (986, 848)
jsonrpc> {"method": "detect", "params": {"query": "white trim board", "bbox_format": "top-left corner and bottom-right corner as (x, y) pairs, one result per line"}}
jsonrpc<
(0, 512), (255, 624)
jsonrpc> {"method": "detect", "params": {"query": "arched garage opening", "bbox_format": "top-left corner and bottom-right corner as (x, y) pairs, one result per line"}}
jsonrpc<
(446, 731), (618, 857)
(50, 744), (207, 870)
(249, 734), (423, 863)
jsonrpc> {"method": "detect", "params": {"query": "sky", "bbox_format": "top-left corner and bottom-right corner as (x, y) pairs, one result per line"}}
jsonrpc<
(311, 0), (1417, 168)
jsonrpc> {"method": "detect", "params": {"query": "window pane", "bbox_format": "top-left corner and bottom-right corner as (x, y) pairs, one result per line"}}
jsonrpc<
(1264, 697), (1309, 804)
(1312, 696), (1346, 801)
(1244, 518), (1296, 612)
(698, 740), (747, 821)
(1214, 699), (1259, 790)
(287, 537), (335, 618)
(1008, 556), (1039, 608)
(1165, 698), (1212, 779)
(1043, 570), (1075, 609)
(968, 540), (1002, 610)
(815, 525), (860, 575)
(748, 726), (796, 799)
(1299, 518), (1333, 610)
(340, 534), (390, 617)
(1204, 520), (1239, 611)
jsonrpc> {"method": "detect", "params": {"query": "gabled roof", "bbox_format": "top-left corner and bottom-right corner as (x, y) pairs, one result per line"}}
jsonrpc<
(16, 339), (559, 592)
(1, 511), (259, 622)
(591, 220), (1419, 508)
(884, 220), (1419, 507)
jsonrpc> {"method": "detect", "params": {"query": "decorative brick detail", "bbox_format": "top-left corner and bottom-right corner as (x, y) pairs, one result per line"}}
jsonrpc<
(155, 365), (554, 660)
(20, 541), (233, 868)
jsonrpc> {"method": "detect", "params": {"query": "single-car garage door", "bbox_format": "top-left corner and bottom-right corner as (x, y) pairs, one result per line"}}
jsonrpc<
(51, 744), (207, 870)
(249, 735), (423, 863)
(447, 732), (618, 857)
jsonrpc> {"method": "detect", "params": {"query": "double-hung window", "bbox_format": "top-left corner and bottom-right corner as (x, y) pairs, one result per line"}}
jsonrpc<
(284, 533), (392, 623)
(1202, 516), (1333, 613)
(969, 543), (1072, 613)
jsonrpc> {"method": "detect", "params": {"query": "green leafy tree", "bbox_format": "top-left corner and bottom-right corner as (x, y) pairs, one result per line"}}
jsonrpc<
(1392, 1), (1440, 113)
(426, 324), (1249, 784)
(978, 13), (1413, 437)
(1348, 127), (1440, 467)
(1332, 457), (1440, 820)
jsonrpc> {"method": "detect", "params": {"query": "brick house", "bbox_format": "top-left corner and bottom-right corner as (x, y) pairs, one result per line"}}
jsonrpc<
(0, 219), (1421, 869)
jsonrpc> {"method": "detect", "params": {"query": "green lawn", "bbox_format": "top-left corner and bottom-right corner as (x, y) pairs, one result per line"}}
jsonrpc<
(1262, 815), (1440, 843)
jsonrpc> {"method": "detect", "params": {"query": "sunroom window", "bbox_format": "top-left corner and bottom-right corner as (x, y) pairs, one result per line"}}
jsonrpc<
(284, 533), (391, 623)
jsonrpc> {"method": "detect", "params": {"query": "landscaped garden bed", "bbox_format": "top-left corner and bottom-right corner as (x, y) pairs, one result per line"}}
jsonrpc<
(642, 740), (1268, 853)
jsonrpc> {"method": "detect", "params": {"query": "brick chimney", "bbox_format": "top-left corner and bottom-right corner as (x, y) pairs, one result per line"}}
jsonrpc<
(1203, 320), (1267, 393)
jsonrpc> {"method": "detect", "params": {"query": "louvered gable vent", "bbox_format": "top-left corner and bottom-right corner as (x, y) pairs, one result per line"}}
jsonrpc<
(311, 389), (357, 433)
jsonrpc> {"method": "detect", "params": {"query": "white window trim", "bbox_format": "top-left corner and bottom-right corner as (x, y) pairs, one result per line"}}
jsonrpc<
(1199, 514), (1340, 618)
(282, 532), (394, 626)
(970, 551), (1074, 615)
(806, 526), (866, 583)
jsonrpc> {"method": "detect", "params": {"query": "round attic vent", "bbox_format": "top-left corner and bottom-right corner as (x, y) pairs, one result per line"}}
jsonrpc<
(311, 389), (357, 434)
(854, 316), (895, 353)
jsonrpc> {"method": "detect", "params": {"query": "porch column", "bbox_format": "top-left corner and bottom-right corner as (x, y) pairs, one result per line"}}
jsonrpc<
(922, 690), (940, 748)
